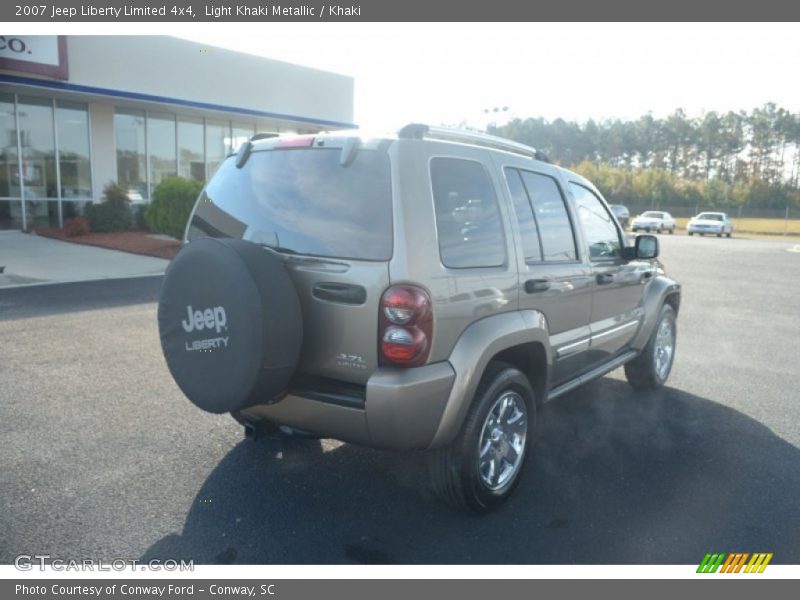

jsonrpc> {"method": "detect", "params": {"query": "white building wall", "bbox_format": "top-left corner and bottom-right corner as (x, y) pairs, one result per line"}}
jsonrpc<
(65, 37), (354, 127)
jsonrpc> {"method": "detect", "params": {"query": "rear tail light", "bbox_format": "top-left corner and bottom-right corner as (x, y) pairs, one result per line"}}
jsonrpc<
(379, 284), (433, 367)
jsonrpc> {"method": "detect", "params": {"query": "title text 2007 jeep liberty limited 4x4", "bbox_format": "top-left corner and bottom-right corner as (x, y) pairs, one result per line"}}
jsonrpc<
(157, 125), (681, 513)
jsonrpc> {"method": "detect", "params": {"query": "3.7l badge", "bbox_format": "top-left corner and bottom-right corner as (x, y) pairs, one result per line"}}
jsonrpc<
(336, 353), (367, 370)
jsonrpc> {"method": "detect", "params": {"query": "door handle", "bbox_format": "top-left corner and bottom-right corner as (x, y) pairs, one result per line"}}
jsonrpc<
(525, 279), (551, 293)
(596, 272), (615, 285)
(312, 282), (367, 305)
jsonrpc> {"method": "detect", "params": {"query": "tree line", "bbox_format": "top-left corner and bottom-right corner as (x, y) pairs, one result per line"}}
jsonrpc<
(489, 104), (800, 209)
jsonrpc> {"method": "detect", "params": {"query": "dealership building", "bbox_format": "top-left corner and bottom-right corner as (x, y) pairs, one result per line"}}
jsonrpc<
(0, 35), (355, 230)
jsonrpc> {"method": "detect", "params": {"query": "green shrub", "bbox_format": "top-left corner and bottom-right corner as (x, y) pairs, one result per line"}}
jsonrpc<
(85, 182), (132, 232)
(146, 177), (203, 239)
(103, 181), (130, 205)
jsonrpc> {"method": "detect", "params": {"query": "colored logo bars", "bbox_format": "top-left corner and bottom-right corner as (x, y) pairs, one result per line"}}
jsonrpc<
(697, 552), (773, 573)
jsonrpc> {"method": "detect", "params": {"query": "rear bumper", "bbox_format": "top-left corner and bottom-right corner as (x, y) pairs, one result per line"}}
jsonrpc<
(241, 361), (456, 451)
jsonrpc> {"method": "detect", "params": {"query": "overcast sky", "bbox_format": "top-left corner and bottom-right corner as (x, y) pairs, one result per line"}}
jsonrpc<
(172, 22), (800, 129)
(24, 23), (778, 130)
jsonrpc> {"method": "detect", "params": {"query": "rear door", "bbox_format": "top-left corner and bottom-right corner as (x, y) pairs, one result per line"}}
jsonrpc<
(186, 141), (392, 385)
(566, 181), (648, 366)
(500, 163), (594, 386)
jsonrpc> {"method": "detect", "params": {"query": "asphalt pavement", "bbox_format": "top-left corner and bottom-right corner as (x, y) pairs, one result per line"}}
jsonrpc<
(1, 235), (799, 564)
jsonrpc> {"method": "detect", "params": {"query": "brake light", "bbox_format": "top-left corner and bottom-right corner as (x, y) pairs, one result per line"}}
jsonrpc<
(276, 136), (315, 148)
(379, 285), (433, 367)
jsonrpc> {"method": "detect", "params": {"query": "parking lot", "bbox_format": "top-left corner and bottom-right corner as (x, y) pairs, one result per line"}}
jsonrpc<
(1, 234), (799, 564)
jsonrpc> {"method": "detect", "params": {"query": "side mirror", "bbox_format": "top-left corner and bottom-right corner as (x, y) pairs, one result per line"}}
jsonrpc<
(635, 234), (659, 259)
(623, 235), (659, 260)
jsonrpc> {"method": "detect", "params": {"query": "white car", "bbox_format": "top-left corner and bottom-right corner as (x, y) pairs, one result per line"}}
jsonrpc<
(687, 212), (733, 238)
(630, 211), (677, 234)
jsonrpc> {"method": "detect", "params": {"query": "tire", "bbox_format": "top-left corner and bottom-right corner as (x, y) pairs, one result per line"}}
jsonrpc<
(669, 227), (675, 235)
(624, 304), (677, 390)
(726, 231), (732, 238)
(657, 226), (663, 234)
(716, 232), (722, 238)
(428, 362), (535, 514)
(688, 232), (694, 236)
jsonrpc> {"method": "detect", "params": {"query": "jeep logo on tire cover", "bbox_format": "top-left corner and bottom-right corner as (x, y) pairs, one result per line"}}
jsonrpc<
(182, 305), (227, 333)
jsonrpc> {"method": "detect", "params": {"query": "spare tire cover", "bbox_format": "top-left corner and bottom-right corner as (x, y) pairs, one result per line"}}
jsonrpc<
(158, 238), (302, 413)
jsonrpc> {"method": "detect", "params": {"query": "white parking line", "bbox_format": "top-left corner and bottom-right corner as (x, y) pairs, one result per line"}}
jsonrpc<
(787, 245), (800, 253)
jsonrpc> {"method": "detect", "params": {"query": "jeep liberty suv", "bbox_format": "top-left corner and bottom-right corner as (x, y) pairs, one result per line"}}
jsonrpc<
(157, 124), (681, 513)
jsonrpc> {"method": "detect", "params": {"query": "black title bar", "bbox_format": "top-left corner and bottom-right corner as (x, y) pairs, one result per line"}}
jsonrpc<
(4, 0), (800, 21)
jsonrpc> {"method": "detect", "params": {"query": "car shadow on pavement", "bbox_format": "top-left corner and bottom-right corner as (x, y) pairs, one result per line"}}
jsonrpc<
(141, 378), (800, 564)
(0, 276), (163, 321)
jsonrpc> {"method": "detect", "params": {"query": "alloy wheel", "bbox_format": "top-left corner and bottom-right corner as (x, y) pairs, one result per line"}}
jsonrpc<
(477, 391), (528, 491)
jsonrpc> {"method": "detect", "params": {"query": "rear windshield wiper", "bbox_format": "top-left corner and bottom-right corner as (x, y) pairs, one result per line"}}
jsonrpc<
(250, 231), (302, 256)
(265, 245), (300, 255)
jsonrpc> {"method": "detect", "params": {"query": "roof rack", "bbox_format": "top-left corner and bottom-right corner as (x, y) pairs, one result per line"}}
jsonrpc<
(397, 123), (548, 162)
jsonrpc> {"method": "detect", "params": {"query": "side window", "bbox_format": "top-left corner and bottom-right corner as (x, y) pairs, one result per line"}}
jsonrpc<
(518, 170), (577, 262)
(569, 182), (622, 261)
(504, 168), (542, 263)
(430, 157), (506, 268)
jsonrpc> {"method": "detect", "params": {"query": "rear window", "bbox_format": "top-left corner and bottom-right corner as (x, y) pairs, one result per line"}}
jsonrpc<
(187, 148), (393, 261)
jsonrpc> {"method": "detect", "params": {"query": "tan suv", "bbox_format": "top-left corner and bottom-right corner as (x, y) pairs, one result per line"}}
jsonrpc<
(157, 124), (681, 513)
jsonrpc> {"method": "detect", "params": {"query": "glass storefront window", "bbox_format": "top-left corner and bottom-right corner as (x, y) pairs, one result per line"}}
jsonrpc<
(178, 117), (205, 182)
(0, 94), (20, 228)
(1, 95), (93, 229)
(18, 96), (58, 227)
(0, 94), (19, 198)
(148, 112), (177, 195)
(18, 96), (56, 199)
(1, 96), (313, 230)
(56, 100), (92, 203)
(206, 120), (228, 178)
(115, 109), (147, 200)
(230, 122), (255, 154)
